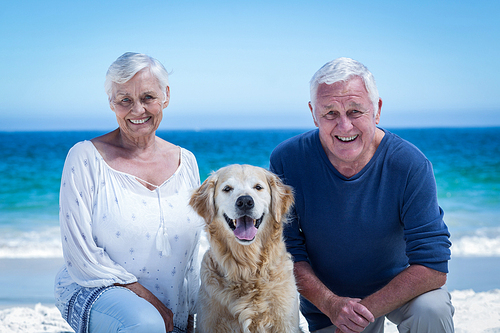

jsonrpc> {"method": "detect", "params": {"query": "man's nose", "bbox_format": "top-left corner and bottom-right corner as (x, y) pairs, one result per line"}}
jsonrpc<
(337, 114), (353, 131)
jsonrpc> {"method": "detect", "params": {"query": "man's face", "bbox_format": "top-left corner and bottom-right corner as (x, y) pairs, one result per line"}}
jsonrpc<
(310, 77), (382, 174)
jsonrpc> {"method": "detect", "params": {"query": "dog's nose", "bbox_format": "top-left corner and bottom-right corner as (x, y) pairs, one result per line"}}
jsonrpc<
(236, 195), (254, 211)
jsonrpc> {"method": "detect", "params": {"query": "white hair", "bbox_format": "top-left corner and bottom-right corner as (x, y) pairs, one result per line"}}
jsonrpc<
(309, 57), (379, 116)
(104, 52), (169, 101)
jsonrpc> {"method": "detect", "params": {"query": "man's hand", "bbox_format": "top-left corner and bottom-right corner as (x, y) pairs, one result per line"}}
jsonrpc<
(294, 261), (374, 332)
(323, 295), (374, 333)
(117, 282), (174, 332)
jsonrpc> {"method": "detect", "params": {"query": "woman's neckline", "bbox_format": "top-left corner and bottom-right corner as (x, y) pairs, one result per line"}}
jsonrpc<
(88, 141), (183, 192)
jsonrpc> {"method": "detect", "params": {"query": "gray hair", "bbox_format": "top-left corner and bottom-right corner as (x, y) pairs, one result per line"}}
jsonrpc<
(309, 57), (379, 115)
(105, 52), (169, 101)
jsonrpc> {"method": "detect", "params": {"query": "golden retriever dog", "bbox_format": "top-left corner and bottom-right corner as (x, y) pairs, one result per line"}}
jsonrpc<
(189, 164), (301, 333)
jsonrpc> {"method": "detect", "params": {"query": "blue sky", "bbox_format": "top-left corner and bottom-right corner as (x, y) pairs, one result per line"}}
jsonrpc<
(1, 0), (499, 131)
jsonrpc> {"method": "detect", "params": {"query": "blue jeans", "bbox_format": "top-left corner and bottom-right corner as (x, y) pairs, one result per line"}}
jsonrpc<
(89, 287), (166, 333)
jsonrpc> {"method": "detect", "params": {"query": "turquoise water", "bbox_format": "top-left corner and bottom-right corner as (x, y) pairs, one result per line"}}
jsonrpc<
(0, 127), (499, 258)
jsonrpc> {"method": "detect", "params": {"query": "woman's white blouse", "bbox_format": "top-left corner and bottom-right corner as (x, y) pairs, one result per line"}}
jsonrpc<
(55, 140), (204, 320)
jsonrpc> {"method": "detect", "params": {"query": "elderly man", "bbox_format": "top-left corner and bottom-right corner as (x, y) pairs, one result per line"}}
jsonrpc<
(269, 58), (454, 333)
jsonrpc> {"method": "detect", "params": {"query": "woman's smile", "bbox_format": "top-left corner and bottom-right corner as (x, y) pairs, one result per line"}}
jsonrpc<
(129, 117), (152, 124)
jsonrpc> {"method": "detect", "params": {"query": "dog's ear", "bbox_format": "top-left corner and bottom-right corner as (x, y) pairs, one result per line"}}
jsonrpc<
(266, 170), (294, 223)
(189, 172), (218, 223)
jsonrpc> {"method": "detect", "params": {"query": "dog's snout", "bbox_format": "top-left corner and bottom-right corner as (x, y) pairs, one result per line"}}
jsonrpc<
(236, 195), (254, 211)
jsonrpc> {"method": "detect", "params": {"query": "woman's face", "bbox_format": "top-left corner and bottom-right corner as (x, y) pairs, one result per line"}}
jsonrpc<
(110, 69), (169, 140)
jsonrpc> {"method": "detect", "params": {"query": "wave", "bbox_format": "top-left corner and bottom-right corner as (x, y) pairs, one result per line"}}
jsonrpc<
(0, 227), (63, 259)
(1, 227), (499, 259)
(450, 227), (500, 257)
(0, 227), (210, 260)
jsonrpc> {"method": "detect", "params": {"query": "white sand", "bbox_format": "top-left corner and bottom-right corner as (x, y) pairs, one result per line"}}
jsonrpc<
(1, 289), (499, 333)
(1, 254), (499, 332)
(0, 303), (72, 333)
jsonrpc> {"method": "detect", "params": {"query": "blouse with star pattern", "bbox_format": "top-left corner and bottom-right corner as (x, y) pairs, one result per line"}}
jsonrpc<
(55, 140), (204, 329)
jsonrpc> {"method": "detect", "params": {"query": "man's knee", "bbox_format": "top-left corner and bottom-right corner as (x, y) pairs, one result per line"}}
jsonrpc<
(408, 289), (454, 319)
(387, 288), (454, 332)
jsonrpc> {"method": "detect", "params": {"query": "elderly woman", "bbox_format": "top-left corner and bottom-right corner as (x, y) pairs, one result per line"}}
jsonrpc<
(55, 52), (203, 333)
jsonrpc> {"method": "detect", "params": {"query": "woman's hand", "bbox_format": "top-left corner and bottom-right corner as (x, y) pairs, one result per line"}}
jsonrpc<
(116, 282), (174, 332)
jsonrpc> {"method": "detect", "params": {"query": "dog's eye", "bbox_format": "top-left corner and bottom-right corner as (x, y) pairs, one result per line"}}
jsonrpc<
(254, 184), (264, 191)
(222, 185), (233, 192)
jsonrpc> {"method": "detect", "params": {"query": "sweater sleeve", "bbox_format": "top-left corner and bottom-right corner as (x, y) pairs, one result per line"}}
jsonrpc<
(402, 159), (451, 273)
(59, 142), (137, 287)
(270, 144), (310, 264)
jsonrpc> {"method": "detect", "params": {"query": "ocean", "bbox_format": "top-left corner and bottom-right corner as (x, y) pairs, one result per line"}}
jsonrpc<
(0, 127), (499, 259)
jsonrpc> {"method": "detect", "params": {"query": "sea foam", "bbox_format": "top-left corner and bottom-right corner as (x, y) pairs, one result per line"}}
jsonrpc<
(0, 227), (63, 259)
(0, 226), (499, 259)
(450, 227), (500, 257)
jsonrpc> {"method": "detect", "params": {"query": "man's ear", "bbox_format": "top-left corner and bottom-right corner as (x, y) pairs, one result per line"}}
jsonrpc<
(309, 101), (319, 127)
(375, 98), (382, 124)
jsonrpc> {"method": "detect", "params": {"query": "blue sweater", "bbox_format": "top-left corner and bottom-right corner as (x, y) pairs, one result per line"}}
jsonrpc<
(269, 128), (451, 331)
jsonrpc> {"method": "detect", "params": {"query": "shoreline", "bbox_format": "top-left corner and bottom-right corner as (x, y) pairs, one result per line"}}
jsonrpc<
(0, 256), (498, 307)
(447, 256), (500, 292)
(0, 258), (64, 308)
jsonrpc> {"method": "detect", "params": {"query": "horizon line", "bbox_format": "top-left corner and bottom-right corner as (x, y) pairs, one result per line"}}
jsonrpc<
(2, 124), (500, 133)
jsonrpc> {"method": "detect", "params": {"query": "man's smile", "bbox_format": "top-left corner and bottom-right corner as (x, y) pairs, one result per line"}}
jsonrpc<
(336, 135), (359, 142)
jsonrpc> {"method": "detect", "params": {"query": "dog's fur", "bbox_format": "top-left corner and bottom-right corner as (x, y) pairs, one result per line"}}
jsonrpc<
(190, 164), (301, 333)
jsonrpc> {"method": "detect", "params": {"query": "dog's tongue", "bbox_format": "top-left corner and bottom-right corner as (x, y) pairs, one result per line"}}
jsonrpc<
(234, 216), (258, 241)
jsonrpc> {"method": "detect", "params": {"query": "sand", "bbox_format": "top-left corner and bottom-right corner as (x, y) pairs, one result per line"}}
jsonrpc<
(0, 257), (499, 332)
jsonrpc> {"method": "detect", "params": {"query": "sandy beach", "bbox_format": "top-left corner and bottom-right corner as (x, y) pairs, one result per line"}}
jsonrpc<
(0, 257), (499, 332)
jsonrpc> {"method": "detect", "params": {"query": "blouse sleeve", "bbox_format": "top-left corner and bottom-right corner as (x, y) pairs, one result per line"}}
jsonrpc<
(181, 148), (201, 189)
(180, 148), (203, 314)
(59, 142), (137, 287)
(186, 233), (202, 314)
